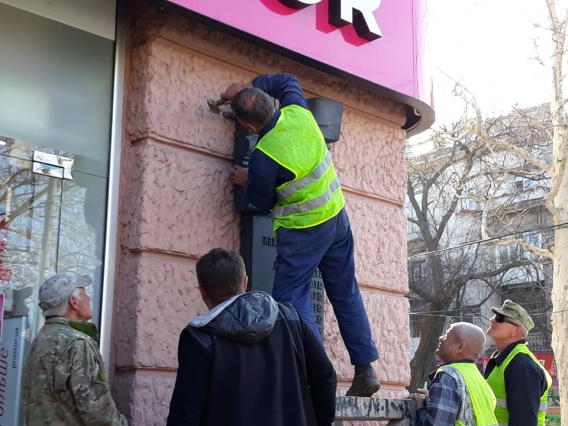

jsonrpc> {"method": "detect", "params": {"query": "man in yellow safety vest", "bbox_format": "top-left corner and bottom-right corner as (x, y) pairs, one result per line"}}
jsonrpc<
(484, 300), (551, 426)
(222, 73), (380, 396)
(411, 322), (498, 426)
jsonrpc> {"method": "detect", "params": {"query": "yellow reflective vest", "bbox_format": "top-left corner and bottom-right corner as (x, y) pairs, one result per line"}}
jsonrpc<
(485, 344), (552, 426)
(254, 104), (345, 231)
(436, 363), (498, 426)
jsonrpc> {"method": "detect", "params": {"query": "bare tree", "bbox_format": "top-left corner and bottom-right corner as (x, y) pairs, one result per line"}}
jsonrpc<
(420, 0), (568, 412)
(406, 131), (540, 391)
(427, 0), (568, 414)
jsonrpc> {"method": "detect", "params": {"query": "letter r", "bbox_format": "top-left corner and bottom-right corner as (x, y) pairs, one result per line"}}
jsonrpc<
(329, 0), (382, 41)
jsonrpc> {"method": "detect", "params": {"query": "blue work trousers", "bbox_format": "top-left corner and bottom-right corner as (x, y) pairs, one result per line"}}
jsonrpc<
(272, 208), (379, 366)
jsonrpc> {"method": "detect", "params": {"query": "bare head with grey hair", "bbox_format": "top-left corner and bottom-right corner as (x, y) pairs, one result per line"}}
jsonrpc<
(450, 322), (486, 359)
(437, 322), (486, 363)
(231, 88), (275, 131)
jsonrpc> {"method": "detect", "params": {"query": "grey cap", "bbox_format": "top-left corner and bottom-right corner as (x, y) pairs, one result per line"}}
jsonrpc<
(491, 299), (534, 331)
(39, 273), (92, 312)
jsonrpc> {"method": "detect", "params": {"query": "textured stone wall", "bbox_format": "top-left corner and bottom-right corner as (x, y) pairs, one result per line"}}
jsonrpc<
(112, 2), (410, 424)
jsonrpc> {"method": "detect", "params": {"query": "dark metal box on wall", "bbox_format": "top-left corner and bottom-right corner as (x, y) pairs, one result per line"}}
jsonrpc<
(232, 122), (259, 214)
(305, 98), (343, 143)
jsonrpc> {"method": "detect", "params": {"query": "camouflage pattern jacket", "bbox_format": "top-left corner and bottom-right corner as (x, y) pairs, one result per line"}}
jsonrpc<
(22, 317), (128, 426)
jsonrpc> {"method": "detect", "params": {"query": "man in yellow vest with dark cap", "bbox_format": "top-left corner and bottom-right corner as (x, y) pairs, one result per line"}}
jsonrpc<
(221, 73), (380, 396)
(411, 322), (498, 426)
(484, 300), (552, 426)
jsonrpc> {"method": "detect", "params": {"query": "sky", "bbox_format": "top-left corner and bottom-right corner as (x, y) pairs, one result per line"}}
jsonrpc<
(424, 0), (554, 129)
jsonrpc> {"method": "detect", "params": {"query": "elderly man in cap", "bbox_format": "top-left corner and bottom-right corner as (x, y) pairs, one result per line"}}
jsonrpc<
(484, 299), (552, 426)
(22, 274), (127, 426)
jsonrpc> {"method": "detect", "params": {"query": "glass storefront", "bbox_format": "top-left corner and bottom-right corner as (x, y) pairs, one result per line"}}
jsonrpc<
(0, 137), (108, 330)
(0, 2), (117, 423)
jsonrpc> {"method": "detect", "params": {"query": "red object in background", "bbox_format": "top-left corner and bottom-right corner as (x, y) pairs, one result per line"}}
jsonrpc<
(534, 351), (556, 377)
(481, 354), (490, 372)
(481, 351), (556, 378)
(0, 266), (11, 282)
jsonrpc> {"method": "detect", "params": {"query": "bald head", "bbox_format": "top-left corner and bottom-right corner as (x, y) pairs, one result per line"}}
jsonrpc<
(231, 87), (275, 129)
(449, 322), (486, 360)
(437, 322), (487, 363)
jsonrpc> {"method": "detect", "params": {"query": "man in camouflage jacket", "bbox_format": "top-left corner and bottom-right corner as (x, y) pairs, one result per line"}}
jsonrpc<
(22, 274), (127, 425)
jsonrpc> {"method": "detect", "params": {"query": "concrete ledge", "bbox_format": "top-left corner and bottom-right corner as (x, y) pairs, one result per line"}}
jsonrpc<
(334, 397), (415, 425)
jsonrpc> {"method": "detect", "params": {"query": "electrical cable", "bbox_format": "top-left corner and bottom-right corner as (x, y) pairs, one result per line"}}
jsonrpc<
(407, 219), (568, 260)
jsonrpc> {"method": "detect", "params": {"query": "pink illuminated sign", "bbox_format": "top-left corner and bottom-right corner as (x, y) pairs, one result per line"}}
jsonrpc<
(278, 0), (383, 41)
(165, 0), (434, 133)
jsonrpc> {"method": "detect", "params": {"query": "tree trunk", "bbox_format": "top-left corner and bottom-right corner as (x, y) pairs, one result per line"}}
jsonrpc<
(551, 166), (568, 420)
(408, 311), (447, 392)
(550, 247), (568, 422)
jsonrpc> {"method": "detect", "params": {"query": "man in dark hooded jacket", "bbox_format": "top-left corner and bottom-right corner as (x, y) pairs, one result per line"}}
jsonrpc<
(166, 248), (337, 426)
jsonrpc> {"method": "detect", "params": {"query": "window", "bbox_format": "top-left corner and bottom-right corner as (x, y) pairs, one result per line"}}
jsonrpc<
(459, 307), (482, 328)
(521, 233), (541, 260)
(406, 194), (422, 236)
(514, 178), (535, 192)
(458, 198), (477, 211)
(408, 220), (421, 235)
(410, 260), (425, 279)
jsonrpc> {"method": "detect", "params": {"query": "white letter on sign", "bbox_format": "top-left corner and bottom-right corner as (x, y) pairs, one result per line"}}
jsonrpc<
(329, 0), (382, 41)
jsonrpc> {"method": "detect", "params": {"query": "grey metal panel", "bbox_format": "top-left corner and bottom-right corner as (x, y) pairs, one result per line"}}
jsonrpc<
(239, 214), (325, 334)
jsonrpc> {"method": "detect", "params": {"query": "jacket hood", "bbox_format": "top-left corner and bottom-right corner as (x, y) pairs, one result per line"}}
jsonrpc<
(189, 291), (279, 344)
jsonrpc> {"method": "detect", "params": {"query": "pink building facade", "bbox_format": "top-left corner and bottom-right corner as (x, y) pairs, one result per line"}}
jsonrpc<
(111, 2), (431, 423)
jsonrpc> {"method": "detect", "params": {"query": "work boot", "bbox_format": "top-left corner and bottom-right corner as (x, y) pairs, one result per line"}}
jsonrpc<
(345, 368), (381, 397)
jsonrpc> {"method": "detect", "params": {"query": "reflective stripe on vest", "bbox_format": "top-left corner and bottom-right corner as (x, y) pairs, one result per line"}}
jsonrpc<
(276, 151), (333, 200)
(495, 398), (547, 412)
(273, 175), (340, 218)
(485, 344), (552, 426)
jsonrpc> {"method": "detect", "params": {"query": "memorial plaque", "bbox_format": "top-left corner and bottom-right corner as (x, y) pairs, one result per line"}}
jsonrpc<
(240, 215), (277, 295)
(240, 215), (325, 335)
(310, 269), (325, 335)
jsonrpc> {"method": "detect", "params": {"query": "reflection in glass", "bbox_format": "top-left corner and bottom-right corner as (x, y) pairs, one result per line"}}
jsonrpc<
(0, 136), (103, 343)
